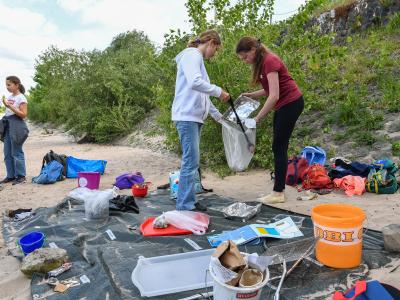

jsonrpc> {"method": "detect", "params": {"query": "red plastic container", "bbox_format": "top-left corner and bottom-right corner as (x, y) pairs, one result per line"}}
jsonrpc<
(132, 182), (151, 197)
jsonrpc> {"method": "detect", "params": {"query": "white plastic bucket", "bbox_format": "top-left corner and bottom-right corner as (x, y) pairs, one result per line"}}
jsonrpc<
(209, 266), (269, 300)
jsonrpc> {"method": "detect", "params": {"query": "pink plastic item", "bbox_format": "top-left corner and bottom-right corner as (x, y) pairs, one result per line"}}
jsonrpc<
(78, 172), (101, 190)
(333, 175), (366, 196)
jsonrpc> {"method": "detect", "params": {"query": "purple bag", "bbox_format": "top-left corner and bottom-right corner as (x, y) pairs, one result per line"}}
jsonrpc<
(114, 172), (144, 189)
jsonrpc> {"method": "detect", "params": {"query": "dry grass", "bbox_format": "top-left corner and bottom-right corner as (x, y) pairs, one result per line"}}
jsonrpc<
(313, 0), (357, 16)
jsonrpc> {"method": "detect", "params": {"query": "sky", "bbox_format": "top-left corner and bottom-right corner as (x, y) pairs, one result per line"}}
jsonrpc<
(0, 0), (306, 97)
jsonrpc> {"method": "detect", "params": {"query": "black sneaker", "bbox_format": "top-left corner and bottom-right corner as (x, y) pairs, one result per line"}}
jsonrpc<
(191, 202), (207, 212)
(0, 177), (15, 184)
(12, 176), (26, 185)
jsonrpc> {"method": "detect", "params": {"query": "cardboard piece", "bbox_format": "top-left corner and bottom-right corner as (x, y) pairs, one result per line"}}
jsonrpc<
(212, 241), (246, 271)
(212, 240), (247, 286)
(54, 283), (69, 293)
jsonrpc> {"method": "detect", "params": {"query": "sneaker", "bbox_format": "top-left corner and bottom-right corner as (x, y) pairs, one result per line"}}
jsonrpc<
(258, 192), (286, 204)
(191, 202), (207, 212)
(0, 177), (15, 184)
(12, 176), (26, 185)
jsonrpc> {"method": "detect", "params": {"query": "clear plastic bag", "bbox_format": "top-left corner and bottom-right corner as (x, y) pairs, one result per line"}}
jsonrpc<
(68, 187), (118, 220)
(163, 210), (210, 235)
(221, 120), (256, 172)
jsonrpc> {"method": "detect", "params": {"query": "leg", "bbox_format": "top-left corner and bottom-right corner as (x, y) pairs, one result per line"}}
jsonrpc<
(11, 140), (26, 178)
(272, 97), (304, 192)
(3, 127), (15, 179)
(175, 121), (201, 210)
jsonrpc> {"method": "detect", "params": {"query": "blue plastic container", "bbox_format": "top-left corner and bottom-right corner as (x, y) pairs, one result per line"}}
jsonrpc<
(18, 231), (45, 256)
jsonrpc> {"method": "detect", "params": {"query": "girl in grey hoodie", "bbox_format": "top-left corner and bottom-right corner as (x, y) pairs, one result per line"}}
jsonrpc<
(172, 30), (230, 211)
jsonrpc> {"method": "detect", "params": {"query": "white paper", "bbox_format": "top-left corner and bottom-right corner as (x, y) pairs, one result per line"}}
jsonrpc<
(105, 229), (116, 240)
(247, 253), (274, 272)
(209, 256), (238, 283)
(80, 275), (91, 284)
(184, 238), (202, 250)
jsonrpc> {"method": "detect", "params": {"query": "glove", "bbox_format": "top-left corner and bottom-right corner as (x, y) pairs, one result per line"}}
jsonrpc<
(242, 118), (256, 129)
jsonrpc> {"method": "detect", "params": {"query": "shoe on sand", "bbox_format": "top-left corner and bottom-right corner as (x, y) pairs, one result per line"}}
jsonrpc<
(258, 192), (285, 204)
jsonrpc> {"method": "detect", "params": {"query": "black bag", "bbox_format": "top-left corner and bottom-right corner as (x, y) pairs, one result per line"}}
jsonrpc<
(42, 150), (68, 179)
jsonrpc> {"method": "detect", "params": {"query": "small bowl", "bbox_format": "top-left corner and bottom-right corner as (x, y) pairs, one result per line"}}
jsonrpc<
(132, 182), (151, 198)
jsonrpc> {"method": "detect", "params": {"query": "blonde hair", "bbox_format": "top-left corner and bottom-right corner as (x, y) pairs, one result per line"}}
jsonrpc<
(187, 29), (221, 48)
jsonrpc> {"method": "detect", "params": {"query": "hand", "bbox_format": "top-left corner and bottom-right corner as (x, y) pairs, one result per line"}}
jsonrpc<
(240, 92), (254, 99)
(219, 90), (230, 103)
(254, 116), (261, 124)
(2, 96), (10, 108)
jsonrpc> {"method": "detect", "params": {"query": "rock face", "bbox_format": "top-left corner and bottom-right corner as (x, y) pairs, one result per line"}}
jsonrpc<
(20, 248), (69, 277)
(311, 0), (400, 38)
(382, 224), (400, 252)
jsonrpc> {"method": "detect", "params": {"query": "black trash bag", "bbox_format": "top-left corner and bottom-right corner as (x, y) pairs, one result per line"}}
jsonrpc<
(109, 195), (139, 213)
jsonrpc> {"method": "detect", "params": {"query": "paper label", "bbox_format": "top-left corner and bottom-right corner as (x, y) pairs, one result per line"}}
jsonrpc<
(80, 275), (90, 284)
(314, 223), (362, 246)
(105, 229), (116, 240)
(48, 242), (59, 249)
(184, 238), (202, 250)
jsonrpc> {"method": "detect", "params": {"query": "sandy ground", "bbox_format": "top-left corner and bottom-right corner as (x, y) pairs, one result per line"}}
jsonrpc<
(0, 123), (399, 299)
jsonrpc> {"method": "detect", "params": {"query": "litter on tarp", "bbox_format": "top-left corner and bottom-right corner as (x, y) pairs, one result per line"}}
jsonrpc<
(48, 262), (73, 277)
(209, 241), (270, 300)
(272, 214), (305, 228)
(109, 195), (139, 213)
(153, 214), (168, 228)
(207, 217), (303, 247)
(163, 210), (210, 235)
(140, 216), (194, 236)
(222, 202), (262, 222)
(131, 249), (214, 297)
(296, 190), (319, 201)
(68, 187), (118, 220)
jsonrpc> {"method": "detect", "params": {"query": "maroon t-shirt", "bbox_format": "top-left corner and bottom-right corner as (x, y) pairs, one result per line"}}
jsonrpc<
(260, 53), (302, 110)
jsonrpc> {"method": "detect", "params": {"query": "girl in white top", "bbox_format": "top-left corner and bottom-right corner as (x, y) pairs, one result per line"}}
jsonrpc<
(1, 76), (28, 185)
(172, 30), (230, 211)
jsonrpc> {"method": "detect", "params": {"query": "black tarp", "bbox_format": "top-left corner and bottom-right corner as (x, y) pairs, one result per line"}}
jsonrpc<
(2, 191), (399, 299)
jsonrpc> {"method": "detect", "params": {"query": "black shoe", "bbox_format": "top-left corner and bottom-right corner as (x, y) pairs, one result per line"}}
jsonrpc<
(12, 176), (26, 185)
(191, 202), (207, 212)
(0, 177), (15, 184)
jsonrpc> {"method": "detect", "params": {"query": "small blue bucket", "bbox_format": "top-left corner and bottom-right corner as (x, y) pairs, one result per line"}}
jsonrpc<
(18, 231), (45, 256)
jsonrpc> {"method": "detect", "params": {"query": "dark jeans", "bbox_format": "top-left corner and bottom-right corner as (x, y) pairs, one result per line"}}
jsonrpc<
(272, 96), (304, 192)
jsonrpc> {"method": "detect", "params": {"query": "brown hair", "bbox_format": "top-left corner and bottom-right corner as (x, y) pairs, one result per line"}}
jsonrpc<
(236, 37), (272, 86)
(187, 29), (221, 48)
(6, 75), (25, 94)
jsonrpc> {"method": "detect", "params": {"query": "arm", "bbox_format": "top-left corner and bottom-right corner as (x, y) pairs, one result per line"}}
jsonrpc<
(242, 89), (267, 99)
(3, 98), (28, 119)
(254, 72), (279, 123)
(208, 100), (223, 122)
(180, 51), (222, 97)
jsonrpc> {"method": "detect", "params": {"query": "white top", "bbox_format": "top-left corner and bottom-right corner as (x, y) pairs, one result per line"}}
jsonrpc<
(5, 93), (28, 116)
(171, 47), (222, 123)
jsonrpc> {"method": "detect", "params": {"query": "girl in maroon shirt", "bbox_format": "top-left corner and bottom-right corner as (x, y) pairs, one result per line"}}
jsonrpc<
(236, 36), (304, 204)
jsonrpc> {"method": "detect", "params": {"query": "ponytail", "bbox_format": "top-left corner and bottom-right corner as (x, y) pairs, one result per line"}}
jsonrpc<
(236, 37), (271, 86)
(6, 75), (25, 94)
(187, 29), (221, 48)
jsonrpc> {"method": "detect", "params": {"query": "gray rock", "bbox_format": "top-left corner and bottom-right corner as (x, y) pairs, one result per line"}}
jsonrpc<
(382, 224), (400, 252)
(20, 248), (68, 277)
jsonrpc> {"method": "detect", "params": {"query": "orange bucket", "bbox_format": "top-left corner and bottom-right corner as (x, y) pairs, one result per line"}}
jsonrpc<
(311, 203), (366, 269)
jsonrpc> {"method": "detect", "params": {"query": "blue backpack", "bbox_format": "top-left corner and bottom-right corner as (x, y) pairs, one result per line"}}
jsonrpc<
(32, 160), (64, 184)
(301, 146), (327, 166)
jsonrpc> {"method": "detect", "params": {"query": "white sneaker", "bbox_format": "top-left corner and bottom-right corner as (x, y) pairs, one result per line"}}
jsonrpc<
(258, 192), (286, 204)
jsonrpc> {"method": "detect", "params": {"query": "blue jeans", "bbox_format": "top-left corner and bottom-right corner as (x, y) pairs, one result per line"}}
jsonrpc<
(175, 121), (202, 210)
(3, 126), (26, 178)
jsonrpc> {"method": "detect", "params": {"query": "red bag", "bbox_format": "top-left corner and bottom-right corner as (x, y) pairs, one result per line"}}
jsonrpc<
(302, 164), (333, 190)
(286, 156), (309, 186)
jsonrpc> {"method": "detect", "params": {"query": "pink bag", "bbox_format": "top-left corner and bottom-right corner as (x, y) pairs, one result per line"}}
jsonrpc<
(333, 175), (366, 196)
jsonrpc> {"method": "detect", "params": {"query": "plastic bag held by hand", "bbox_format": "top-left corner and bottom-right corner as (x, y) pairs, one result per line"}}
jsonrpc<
(164, 210), (210, 235)
(242, 118), (256, 129)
